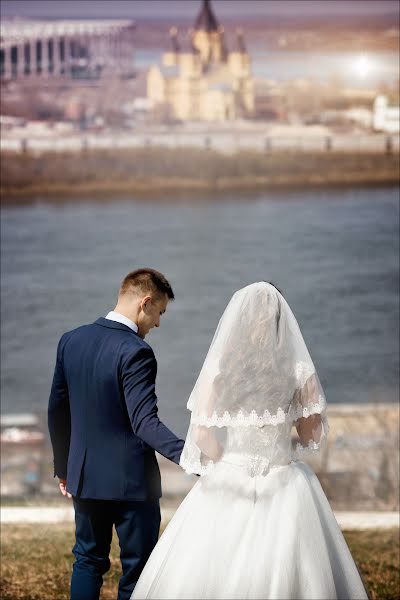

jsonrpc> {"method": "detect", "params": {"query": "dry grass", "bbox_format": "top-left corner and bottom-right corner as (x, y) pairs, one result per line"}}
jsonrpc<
(0, 523), (121, 600)
(345, 529), (400, 600)
(1, 148), (399, 201)
(1, 523), (398, 600)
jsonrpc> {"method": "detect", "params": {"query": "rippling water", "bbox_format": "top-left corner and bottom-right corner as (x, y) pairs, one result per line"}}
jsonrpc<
(1, 186), (398, 437)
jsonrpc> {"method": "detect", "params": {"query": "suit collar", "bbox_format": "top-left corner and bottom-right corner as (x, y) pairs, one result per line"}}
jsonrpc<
(95, 317), (138, 335)
(105, 311), (138, 333)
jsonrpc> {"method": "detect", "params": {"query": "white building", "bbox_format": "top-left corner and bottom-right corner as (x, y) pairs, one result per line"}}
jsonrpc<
(373, 95), (400, 134)
(343, 107), (373, 129)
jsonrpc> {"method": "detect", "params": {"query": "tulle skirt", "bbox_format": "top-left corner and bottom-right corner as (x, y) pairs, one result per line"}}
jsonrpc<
(132, 460), (368, 600)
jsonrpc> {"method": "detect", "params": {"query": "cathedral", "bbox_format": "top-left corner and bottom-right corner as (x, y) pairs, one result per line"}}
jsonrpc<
(147, 0), (255, 121)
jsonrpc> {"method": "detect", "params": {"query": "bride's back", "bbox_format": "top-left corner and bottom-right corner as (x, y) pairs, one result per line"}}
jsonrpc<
(180, 282), (328, 478)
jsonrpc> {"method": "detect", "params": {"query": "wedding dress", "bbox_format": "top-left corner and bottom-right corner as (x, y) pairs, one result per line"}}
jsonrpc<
(132, 282), (368, 600)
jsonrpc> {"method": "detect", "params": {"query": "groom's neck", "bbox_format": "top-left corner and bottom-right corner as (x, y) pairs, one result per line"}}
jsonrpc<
(113, 303), (139, 327)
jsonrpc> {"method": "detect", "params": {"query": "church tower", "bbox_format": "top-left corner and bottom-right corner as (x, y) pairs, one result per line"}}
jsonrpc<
(147, 0), (255, 121)
(192, 0), (226, 66)
(163, 27), (180, 66)
(228, 28), (251, 77)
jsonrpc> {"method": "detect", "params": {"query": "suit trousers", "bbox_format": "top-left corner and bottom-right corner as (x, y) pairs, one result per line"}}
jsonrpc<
(70, 497), (161, 600)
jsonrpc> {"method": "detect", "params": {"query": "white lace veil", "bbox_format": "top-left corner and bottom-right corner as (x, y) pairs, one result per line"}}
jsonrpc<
(180, 282), (329, 476)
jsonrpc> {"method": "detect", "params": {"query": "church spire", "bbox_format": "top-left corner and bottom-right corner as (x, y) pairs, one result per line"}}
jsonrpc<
(236, 28), (246, 53)
(194, 0), (219, 33)
(169, 26), (180, 52)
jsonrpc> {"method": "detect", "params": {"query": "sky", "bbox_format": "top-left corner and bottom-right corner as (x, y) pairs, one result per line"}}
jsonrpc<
(1, 0), (399, 21)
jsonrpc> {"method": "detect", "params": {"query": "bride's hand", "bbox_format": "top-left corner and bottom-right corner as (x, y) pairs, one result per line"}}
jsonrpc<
(195, 426), (223, 462)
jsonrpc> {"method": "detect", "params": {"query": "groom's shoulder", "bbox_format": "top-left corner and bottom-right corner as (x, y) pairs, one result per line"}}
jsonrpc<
(58, 321), (154, 356)
(121, 334), (154, 356)
(58, 322), (95, 345)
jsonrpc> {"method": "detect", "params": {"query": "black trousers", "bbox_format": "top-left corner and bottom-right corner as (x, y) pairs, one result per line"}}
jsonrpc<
(70, 497), (161, 600)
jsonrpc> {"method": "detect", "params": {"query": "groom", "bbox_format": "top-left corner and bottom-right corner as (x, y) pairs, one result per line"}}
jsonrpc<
(48, 268), (185, 600)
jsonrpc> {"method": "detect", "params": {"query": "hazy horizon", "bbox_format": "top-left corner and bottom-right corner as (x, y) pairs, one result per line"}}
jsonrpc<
(1, 0), (399, 22)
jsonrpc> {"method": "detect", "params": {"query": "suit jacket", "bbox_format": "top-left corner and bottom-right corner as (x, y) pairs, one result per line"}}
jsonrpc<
(48, 317), (185, 500)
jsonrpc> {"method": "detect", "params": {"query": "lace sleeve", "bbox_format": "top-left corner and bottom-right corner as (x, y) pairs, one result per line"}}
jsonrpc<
(291, 364), (329, 458)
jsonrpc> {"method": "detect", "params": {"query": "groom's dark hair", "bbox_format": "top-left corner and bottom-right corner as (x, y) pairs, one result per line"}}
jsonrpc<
(119, 268), (175, 301)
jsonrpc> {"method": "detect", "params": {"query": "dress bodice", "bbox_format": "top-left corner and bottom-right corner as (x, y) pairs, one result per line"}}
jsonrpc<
(222, 422), (293, 476)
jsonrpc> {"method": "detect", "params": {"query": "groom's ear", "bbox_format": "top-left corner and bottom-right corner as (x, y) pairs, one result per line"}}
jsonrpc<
(140, 295), (152, 311)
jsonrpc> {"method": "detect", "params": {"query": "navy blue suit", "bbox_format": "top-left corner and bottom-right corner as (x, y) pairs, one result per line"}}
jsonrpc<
(48, 317), (185, 600)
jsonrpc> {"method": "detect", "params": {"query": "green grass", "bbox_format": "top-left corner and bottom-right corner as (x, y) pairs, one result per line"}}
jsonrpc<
(1, 524), (398, 600)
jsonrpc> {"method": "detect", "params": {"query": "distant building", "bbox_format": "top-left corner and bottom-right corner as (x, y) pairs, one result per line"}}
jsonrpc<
(0, 19), (136, 80)
(373, 95), (400, 133)
(147, 0), (254, 122)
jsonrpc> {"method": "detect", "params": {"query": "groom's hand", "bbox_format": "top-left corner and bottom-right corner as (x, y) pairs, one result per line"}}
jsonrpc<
(58, 478), (72, 499)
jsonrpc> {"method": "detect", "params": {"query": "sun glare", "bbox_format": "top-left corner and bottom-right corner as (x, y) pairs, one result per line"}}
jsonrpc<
(352, 55), (372, 79)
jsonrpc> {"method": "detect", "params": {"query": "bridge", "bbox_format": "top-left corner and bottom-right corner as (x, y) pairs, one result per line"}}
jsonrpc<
(0, 19), (136, 79)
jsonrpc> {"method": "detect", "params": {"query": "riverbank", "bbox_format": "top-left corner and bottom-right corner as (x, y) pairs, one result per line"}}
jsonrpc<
(1, 148), (399, 202)
(2, 404), (398, 510)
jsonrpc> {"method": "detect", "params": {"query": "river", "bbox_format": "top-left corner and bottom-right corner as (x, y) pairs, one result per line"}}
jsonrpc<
(1, 186), (398, 437)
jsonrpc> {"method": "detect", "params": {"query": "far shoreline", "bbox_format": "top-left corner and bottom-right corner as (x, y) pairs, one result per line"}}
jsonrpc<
(1, 177), (399, 205)
(1, 148), (399, 204)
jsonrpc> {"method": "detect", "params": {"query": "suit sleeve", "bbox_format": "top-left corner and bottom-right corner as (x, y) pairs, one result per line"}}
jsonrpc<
(48, 335), (71, 479)
(122, 347), (184, 465)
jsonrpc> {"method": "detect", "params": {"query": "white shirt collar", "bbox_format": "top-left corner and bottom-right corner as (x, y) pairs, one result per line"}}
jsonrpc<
(105, 311), (138, 333)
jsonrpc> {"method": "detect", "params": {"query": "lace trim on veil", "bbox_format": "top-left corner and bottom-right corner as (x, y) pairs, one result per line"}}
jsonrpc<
(291, 395), (327, 421)
(189, 361), (325, 428)
(189, 395), (327, 428)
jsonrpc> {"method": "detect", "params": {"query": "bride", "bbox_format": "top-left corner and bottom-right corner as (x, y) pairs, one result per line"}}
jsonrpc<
(132, 282), (368, 600)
